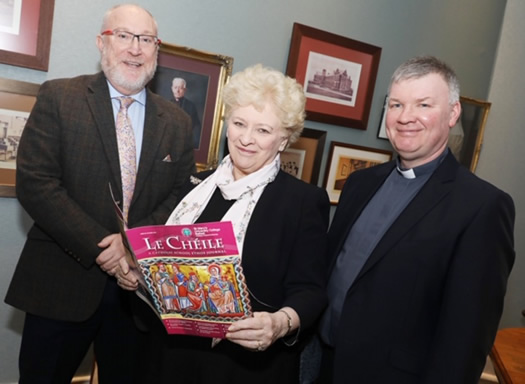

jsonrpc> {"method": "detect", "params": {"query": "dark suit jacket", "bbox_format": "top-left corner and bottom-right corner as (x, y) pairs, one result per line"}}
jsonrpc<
(188, 169), (330, 332)
(327, 151), (515, 384)
(172, 96), (201, 149)
(129, 170), (330, 383)
(5, 72), (195, 322)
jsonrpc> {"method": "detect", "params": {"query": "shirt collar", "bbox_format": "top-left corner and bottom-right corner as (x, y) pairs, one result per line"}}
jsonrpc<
(106, 81), (146, 106)
(396, 148), (448, 179)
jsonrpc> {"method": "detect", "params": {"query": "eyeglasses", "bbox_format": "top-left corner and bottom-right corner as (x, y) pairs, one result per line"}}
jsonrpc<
(101, 29), (161, 48)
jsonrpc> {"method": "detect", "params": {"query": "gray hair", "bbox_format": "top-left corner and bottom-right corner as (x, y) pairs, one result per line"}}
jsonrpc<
(172, 78), (187, 88)
(388, 55), (460, 104)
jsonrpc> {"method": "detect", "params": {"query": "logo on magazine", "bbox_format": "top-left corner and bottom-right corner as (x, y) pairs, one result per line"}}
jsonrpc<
(182, 228), (192, 237)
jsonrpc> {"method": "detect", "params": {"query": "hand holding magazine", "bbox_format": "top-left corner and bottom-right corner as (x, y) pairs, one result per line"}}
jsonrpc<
(110, 186), (252, 338)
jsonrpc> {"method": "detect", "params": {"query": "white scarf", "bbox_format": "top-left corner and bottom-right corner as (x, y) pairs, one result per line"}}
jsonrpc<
(165, 154), (280, 256)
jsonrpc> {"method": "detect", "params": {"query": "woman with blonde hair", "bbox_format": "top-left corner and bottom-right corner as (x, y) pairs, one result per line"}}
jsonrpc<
(126, 64), (329, 383)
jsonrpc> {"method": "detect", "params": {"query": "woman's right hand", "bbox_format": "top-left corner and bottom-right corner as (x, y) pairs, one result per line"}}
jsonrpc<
(115, 257), (140, 291)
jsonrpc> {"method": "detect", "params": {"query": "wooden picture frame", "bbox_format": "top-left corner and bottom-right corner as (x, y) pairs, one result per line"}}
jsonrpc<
(0, 77), (39, 198)
(452, 96), (491, 172)
(0, 0), (55, 71)
(148, 41), (233, 171)
(323, 141), (392, 204)
(286, 22), (381, 130)
(281, 127), (327, 184)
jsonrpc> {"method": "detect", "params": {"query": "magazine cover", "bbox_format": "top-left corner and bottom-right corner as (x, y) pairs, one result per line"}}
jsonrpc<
(125, 221), (252, 338)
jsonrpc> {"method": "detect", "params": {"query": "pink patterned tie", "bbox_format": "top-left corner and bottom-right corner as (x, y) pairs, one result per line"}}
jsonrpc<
(115, 96), (136, 221)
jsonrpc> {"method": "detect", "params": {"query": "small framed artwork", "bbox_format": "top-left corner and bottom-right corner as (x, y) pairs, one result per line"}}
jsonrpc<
(0, 0), (55, 71)
(377, 95), (388, 140)
(286, 22), (381, 130)
(280, 127), (327, 184)
(148, 41), (234, 171)
(280, 148), (305, 180)
(450, 96), (491, 172)
(0, 77), (40, 198)
(323, 141), (392, 204)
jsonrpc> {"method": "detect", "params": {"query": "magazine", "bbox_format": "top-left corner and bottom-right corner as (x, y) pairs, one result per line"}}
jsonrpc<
(110, 188), (252, 338)
(125, 221), (252, 338)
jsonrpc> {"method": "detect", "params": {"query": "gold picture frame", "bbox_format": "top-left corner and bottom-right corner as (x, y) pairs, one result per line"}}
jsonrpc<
(378, 95), (491, 172)
(453, 96), (491, 172)
(0, 77), (40, 198)
(149, 42), (234, 171)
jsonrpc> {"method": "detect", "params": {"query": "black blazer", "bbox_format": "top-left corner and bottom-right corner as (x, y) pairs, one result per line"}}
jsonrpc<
(5, 72), (195, 322)
(327, 151), (515, 384)
(186, 169), (330, 332)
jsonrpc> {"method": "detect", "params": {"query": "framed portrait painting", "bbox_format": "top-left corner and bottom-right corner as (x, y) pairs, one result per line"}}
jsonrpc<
(323, 141), (392, 204)
(0, 77), (40, 197)
(286, 23), (381, 130)
(148, 41), (233, 171)
(0, 0), (55, 71)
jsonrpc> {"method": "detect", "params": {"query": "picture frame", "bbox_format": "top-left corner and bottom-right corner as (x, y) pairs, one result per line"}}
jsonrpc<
(281, 127), (327, 184)
(286, 22), (381, 130)
(376, 95), (491, 172)
(377, 95), (388, 140)
(452, 96), (491, 172)
(280, 148), (305, 180)
(0, 77), (40, 198)
(148, 41), (233, 171)
(0, 0), (55, 71)
(323, 141), (392, 204)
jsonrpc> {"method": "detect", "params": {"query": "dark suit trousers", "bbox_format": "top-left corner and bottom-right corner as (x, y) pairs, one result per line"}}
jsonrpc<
(19, 279), (139, 384)
(318, 341), (335, 384)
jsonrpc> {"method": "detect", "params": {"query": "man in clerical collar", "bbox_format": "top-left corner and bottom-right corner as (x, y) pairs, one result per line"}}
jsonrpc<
(171, 77), (202, 149)
(317, 55), (515, 384)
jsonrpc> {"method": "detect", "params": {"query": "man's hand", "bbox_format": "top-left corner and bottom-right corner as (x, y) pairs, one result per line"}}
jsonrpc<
(96, 233), (126, 275)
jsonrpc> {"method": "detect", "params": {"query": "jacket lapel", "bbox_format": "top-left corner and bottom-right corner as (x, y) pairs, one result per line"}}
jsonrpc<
(328, 162), (394, 271)
(132, 90), (168, 203)
(354, 153), (459, 282)
(86, 73), (122, 195)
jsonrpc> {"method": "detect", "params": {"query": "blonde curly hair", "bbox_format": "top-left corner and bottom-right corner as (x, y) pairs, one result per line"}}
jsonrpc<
(222, 64), (306, 146)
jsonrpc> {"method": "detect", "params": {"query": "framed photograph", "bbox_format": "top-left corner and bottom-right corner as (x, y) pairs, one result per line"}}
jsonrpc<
(286, 22), (381, 130)
(0, 77), (39, 198)
(377, 95), (388, 140)
(0, 0), (55, 71)
(281, 127), (327, 184)
(450, 96), (491, 172)
(280, 148), (305, 180)
(148, 41), (233, 171)
(323, 141), (392, 204)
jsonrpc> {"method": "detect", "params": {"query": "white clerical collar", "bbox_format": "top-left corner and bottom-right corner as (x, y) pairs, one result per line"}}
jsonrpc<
(396, 149), (449, 180)
(396, 167), (416, 179)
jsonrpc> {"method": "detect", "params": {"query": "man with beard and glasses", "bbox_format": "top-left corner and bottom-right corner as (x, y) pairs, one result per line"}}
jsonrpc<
(5, 4), (195, 383)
